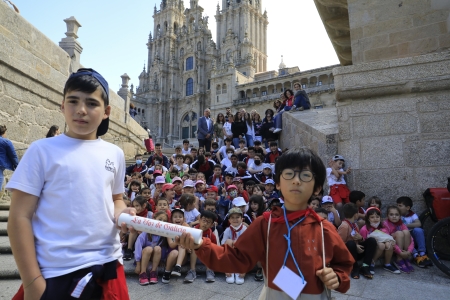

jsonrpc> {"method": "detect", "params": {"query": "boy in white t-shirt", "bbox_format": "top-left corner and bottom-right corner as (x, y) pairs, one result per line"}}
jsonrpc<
(7, 69), (134, 300)
(182, 139), (191, 155)
(327, 154), (352, 210)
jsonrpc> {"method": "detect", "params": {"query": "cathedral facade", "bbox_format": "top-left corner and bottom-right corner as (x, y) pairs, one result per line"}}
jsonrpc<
(129, 0), (336, 146)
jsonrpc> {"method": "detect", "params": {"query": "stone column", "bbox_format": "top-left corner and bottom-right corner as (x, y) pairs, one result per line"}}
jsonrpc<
(169, 102), (174, 137)
(118, 73), (131, 123)
(158, 103), (163, 137)
(59, 16), (83, 73)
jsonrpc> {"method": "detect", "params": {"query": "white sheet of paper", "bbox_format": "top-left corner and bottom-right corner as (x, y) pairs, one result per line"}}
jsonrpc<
(273, 266), (307, 300)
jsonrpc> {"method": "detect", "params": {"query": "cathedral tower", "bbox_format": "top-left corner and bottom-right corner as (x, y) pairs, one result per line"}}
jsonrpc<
(215, 0), (268, 74)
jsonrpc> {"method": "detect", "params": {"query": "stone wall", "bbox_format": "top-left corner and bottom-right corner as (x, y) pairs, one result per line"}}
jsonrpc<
(334, 51), (450, 210)
(0, 2), (147, 163)
(280, 108), (338, 171)
(349, 0), (450, 64)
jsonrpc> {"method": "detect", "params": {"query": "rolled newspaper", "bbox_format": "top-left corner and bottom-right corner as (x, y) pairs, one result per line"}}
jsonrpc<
(118, 213), (203, 244)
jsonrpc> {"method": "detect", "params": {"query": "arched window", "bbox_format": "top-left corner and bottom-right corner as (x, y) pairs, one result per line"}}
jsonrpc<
(216, 85), (221, 95)
(186, 78), (194, 96)
(186, 56), (194, 70)
(142, 109), (145, 114)
(138, 108), (141, 113)
(181, 112), (198, 139)
(222, 84), (227, 94)
(197, 41), (202, 51)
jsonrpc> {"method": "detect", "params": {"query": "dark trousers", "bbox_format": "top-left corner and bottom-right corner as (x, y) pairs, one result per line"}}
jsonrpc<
(198, 138), (211, 152)
(346, 237), (377, 269)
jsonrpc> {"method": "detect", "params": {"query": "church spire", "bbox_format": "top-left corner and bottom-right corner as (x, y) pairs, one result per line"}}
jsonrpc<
(279, 55), (286, 69)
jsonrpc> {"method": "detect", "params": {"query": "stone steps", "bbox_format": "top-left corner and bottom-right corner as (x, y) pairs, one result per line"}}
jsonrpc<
(0, 236), (11, 254)
(0, 210), (8, 222)
(0, 222), (6, 236)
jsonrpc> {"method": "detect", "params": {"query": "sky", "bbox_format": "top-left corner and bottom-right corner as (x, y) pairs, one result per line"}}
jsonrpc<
(9, 0), (339, 91)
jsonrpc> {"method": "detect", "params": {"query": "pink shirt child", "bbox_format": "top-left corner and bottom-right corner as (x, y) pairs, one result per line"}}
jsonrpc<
(382, 220), (415, 255)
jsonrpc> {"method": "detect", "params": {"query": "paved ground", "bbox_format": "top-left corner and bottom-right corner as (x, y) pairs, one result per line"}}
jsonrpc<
(1, 264), (449, 300)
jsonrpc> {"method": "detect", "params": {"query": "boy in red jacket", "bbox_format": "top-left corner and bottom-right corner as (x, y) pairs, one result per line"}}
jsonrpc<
(177, 147), (353, 299)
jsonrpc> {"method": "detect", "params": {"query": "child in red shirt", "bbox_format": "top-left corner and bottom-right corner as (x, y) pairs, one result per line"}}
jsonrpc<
(177, 147), (353, 299)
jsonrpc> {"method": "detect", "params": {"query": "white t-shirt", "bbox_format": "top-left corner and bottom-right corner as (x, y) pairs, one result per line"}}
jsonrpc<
(328, 210), (340, 224)
(326, 167), (346, 185)
(184, 208), (200, 224)
(6, 135), (125, 278)
(223, 122), (232, 136)
(173, 163), (188, 172)
(248, 162), (264, 173)
(182, 148), (191, 155)
(219, 145), (235, 160)
(221, 223), (247, 244)
(402, 212), (418, 225)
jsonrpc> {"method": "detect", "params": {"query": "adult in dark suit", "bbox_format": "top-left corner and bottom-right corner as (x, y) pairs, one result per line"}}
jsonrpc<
(197, 108), (214, 152)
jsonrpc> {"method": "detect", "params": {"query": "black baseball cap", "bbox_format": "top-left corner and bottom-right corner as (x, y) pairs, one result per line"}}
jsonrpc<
(67, 68), (110, 136)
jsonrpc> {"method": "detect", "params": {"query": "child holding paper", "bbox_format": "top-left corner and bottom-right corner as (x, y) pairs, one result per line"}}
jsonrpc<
(177, 147), (354, 299)
(7, 69), (133, 300)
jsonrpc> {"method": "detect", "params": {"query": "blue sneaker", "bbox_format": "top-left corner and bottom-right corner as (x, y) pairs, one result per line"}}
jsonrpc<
(369, 265), (375, 275)
(383, 264), (401, 274)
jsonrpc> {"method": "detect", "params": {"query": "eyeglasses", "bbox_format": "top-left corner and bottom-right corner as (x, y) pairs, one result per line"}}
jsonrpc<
(200, 218), (213, 225)
(281, 169), (315, 182)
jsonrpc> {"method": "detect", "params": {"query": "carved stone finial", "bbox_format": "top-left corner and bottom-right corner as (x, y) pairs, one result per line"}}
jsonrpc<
(63, 16), (81, 39)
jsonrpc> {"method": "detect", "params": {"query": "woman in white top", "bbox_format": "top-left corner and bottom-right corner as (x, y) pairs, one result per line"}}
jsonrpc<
(222, 113), (234, 141)
(244, 113), (255, 147)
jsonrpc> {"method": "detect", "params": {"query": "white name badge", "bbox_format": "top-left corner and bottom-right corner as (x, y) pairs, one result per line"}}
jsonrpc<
(273, 266), (307, 300)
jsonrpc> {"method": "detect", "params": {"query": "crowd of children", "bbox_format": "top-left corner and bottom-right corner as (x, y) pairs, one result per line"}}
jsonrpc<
(124, 144), (434, 293)
(122, 139), (286, 286)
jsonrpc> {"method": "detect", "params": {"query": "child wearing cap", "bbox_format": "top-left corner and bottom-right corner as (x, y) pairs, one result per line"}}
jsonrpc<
(176, 147), (353, 299)
(171, 177), (183, 201)
(221, 207), (248, 285)
(327, 154), (352, 209)
(161, 183), (176, 209)
(263, 179), (278, 201)
(7, 68), (132, 299)
(194, 180), (207, 203)
(232, 197), (252, 225)
(254, 163), (275, 184)
(322, 195), (342, 227)
(151, 175), (166, 198)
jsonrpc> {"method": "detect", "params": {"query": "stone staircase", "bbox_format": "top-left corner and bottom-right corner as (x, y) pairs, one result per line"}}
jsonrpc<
(0, 202), (18, 279)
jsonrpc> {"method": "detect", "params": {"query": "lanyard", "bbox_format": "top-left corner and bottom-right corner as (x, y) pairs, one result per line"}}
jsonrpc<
(282, 206), (307, 284)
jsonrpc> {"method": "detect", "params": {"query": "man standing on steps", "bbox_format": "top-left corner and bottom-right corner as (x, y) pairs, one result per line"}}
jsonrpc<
(197, 108), (214, 152)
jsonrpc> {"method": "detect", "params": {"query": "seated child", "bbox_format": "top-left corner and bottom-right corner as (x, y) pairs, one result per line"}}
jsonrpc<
(308, 195), (321, 210)
(172, 177), (183, 201)
(396, 196), (432, 267)
(188, 168), (198, 182)
(194, 180), (207, 204)
(263, 179), (278, 201)
(140, 187), (155, 212)
(151, 176), (165, 198)
(176, 147), (354, 299)
(360, 207), (400, 274)
(247, 195), (265, 222)
(327, 155), (351, 209)
(383, 205), (415, 273)
(349, 190), (366, 229)
(221, 207), (248, 285)
(232, 197), (252, 225)
(205, 186), (219, 202)
(184, 210), (218, 283)
(217, 184), (238, 220)
(134, 212), (169, 285)
(338, 203), (376, 279)
(172, 153), (189, 174)
(368, 196), (382, 210)
(170, 208), (189, 277)
(123, 196), (153, 260)
(204, 199), (223, 242)
(127, 180), (141, 201)
(321, 196), (342, 227)
(155, 198), (171, 219)
(182, 194), (200, 227)
(161, 183), (176, 209)
(254, 163), (275, 184)
(208, 164), (224, 187)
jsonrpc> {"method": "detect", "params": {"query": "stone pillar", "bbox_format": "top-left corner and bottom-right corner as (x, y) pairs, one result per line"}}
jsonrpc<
(118, 73), (131, 123)
(158, 103), (163, 138)
(59, 16), (83, 73)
